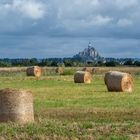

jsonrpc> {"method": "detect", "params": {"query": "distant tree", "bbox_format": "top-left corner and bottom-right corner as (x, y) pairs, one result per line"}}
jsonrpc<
(50, 61), (58, 66)
(38, 59), (48, 66)
(96, 61), (105, 66)
(124, 60), (133, 66)
(134, 61), (140, 66)
(30, 58), (38, 66)
(20, 59), (31, 66)
(105, 61), (118, 67)
(63, 59), (73, 67)
(0, 61), (12, 67)
(57, 62), (65, 67)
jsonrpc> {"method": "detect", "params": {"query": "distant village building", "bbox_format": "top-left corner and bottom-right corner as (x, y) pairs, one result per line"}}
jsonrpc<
(73, 42), (102, 64)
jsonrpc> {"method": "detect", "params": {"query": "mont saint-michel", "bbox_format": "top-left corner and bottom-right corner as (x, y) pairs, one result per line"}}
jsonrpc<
(73, 42), (101, 62)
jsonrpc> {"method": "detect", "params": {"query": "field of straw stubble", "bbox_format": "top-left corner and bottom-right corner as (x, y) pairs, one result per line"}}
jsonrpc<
(0, 67), (139, 140)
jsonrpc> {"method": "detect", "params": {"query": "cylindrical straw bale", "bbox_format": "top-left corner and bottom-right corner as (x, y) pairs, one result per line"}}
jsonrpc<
(82, 67), (94, 75)
(74, 71), (92, 84)
(26, 66), (42, 77)
(104, 71), (133, 92)
(92, 67), (100, 74)
(55, 67), (64, 74)
(0, 89), (34, 124)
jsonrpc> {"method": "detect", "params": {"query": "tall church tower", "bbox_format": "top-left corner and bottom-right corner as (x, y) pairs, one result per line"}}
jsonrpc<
(88, 42), (92, 49)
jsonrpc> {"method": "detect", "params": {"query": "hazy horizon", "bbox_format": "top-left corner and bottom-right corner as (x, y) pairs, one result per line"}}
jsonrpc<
(0, 0), (140, 58)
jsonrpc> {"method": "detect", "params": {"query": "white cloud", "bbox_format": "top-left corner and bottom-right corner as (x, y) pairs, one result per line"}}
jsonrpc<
(117, 19), (132, 27)
(58, 14), (112, 32)
(115, 0), (138, 9)
(76, 15), (113, 27)
(74, 0), (99, 6)
(92, 15), (113, 26)
(91, 0), (99, 6)
(0, 0), (140, 37)
(12, 0), (45, 19)
(55, 0), (100, 20)
(0, 0), (46, 20)
(0, 0), (46, 32)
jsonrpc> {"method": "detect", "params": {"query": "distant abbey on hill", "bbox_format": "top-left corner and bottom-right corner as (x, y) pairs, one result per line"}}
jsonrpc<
(73, 42), (101, 62)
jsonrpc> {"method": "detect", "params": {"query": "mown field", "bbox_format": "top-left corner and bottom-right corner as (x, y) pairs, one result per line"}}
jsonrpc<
(0, 67), (139, 140)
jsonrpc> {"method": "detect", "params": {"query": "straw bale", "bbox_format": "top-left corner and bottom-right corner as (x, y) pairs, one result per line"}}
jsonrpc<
(55, 67), (64, 74)
(0, 89), (34, 123)
(26, 66), (42, 77)
(82, 67), (94, 75)
(104, 71), (133, 92)
(74, 71), (92, 84)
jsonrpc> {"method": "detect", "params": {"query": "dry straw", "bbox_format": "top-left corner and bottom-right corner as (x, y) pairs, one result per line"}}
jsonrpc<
(0, 89), (34, 124)
(82, 67), (94, 75)
(74, 71), (92, 84)
(55, 67), (64, 75)
(82, 67), (99, 74)
(26, 66), (42, 77)
(104, 71), (133, 92)
(92, 67), (100, 74)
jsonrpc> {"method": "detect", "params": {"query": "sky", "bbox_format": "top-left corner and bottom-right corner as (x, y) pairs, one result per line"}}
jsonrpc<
(0, 0), (140, 58)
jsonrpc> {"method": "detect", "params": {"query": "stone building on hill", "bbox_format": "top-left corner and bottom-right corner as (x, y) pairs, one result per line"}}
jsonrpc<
(73, 42), (101, 64)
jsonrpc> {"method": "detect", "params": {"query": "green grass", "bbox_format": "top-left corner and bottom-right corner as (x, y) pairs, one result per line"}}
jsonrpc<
(0, 73), (139, 139)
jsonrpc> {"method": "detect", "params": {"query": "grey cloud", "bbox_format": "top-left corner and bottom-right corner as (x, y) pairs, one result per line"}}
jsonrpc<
(1, 0), (140, 37)
(0, 36), (139, 58)
(0, 0), (140, 58)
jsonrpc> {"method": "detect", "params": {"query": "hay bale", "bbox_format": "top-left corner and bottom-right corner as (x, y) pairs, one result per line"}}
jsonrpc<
(0, 89), (34, 123)
(92, 67), (100, 74)
(82, 67), (99, 74)
(26, 66), (42, 77)
(74, 71), (92, 84)
(82, 67), (94, 75)
(55, 67), (64, 75)
(104, 71), (133, 92)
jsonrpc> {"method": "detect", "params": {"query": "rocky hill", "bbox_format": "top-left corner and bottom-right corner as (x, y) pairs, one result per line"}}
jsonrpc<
(73, 42), (101, 62)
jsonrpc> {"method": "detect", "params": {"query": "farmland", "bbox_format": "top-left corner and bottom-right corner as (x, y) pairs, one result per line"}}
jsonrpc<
(0, 67), (139, 140)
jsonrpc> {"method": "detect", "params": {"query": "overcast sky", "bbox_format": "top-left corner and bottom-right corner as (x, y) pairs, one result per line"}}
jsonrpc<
(0, 0), (140, 58)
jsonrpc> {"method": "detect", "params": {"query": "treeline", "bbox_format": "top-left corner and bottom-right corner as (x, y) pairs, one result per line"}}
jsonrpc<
(104, 60), (140, 67)
(0, 58), (140, 67)
(0, 58), (83, 67)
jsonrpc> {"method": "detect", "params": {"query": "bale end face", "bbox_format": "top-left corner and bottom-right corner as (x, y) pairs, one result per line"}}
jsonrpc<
(121, 74), (133, 92)
(0, 88), (34, 124)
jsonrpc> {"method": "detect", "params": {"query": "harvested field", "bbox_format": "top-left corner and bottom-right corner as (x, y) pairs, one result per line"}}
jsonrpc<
(0, 67), (139, 139)
(0, 66), (140, 76)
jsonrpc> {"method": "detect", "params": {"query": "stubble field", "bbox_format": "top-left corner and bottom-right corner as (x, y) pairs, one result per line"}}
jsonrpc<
(0, 67), (139, 140)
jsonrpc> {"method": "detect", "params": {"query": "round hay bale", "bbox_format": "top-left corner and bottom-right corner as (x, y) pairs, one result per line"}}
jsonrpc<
(26, 66), (42, 77)
(92, 67), (100, 74)
(74, 71), (92, 84)
(104, 71), (133, 92)
(82, 67), (94, 75)
(55, 67), (64, 75)
(0, 89), (34, 124)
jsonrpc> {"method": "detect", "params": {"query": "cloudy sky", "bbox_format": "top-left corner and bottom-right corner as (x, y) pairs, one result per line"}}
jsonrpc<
(0, 0), (140, 58)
